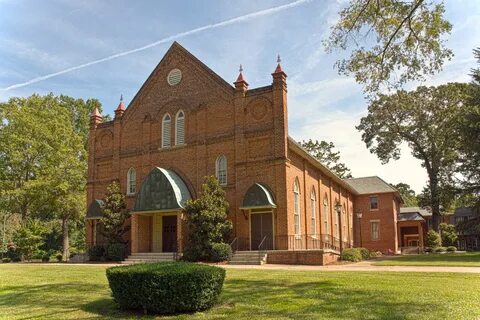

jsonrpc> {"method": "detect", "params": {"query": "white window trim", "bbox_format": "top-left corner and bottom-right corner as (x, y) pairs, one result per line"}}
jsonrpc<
(162, 113), (171, 148)
(370, 220), (380, 241)
(216, 155), (227, 186)
(370, 195), (379, 211)
(294, 179), (301, 238)
(127, 167), (136, 195)
(175, 110), (185, 146)
(311, 189), (317, 237)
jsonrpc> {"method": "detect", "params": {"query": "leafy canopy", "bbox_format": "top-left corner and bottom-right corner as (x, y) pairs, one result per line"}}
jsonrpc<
(357, 83), (470, 230)
(100, 181), (130, 244)
(183, 176), (232, 261)
(300, 139), (353, 178)
(326, 0), (453, 95)
(391, 183), (418, 207)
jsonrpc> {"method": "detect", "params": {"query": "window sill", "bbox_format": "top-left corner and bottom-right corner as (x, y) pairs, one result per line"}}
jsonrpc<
(158, 144), (187, 151)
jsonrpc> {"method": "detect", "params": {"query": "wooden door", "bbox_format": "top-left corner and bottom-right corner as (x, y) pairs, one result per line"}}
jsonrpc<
(162, 215), (177, 252)
(250, 212), (273, 250)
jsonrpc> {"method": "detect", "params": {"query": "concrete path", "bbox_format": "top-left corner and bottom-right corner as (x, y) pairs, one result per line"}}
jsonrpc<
(218, 260), (480, 273)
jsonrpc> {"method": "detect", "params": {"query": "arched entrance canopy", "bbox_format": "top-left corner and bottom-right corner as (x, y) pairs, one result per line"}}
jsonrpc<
(133, 167), (192, 212)
(240, 183), (276, 210)
(86, 199), (104, 220)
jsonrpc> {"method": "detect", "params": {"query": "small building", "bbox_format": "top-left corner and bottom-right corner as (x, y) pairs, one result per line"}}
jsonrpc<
(453, 207), (480, 250)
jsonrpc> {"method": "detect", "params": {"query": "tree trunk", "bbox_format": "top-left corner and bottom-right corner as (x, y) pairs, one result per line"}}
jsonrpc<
(429, 173), (441, 232)
(62, 216), (69, 262)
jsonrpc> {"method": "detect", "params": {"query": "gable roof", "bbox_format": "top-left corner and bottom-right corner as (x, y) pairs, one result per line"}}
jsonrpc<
(123, 41), (234, 118)
(344, 176), (397, 195)
(398, 212), (425, 221)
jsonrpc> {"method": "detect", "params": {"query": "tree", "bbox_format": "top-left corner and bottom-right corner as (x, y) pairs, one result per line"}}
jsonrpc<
(357, 83), (470, 231)
(457, 48), (480, 208)
(439, 223), (457, 247)
(425, 229), (441, 248)
(13, 219), (46, 261)
(0, 94), (103, 260)
(300, 139), (353, 178)
(183, 176), (232, 261)
(100, 181), (130, 245)
(325, 0), (453, 95)
(391, 183), (418, 207)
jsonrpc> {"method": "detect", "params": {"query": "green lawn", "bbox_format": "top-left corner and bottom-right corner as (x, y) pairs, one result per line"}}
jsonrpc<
(373, 252), (480, 267)
(1, 264), (480, 319)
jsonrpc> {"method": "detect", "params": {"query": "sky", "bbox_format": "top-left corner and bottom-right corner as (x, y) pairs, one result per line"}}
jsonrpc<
(0, 0), (479, 193)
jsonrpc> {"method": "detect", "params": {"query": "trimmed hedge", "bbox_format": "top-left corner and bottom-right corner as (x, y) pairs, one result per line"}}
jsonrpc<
(210, 243), (231, 262)
(358, 247), (371, 260)
(434, 246), (447, 253)
(341, 248), (362, 262)
(106, 262), (225, 315)
(447, 246), (457, 252)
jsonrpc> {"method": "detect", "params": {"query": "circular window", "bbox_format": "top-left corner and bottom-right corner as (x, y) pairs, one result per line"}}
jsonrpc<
(167, 68), (182, 86)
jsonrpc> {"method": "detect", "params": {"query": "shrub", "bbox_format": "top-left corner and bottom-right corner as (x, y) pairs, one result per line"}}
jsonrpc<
(42, 254), (50, 262)
(434, 246), (446, 253)
(55, 253), (63, 262)
(341, 248), (362, 262)
(106, 262), (225, 315)
(106, 243), (126, 261)
(358, 247), (371, 260)
(2, 258), (11, 263)
(426, 230), (441, 248)
(88, 245), (105, 261)
(424, 247), (432, 253)
(440, 223), (458, 247)
(369, 251), (383, 258)
(209, 243), (231, 262)
(32, 250), (46, 260)
(12, 257), (21, 262)
(447, 246), (457, 252)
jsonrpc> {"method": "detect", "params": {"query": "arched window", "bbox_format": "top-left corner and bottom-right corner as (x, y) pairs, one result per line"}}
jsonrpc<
(310, 188), (317, 237)
(175, 110), (185, 145)
(323, 195), (329, 235)
(162, 113), (171, 148)
(127, 168), (136, 195)
(294, 178), (301, 236)
(216, 155), (227, 185)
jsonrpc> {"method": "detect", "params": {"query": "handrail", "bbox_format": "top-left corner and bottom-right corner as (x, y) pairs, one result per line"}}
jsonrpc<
(229, 237), (238, 259)
(257, 235), (268, 251)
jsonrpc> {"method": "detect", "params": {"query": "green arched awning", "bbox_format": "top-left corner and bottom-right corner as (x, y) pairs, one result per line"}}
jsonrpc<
(86, 199), (104, 219)
(240, 183), (276, 209)
(133, 167), (192, 212)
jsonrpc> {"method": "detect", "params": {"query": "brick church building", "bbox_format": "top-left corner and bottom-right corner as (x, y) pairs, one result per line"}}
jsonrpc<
(86, 42), (412, 264)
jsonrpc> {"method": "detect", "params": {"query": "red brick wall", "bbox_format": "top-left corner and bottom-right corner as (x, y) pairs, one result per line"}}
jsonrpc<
(354, 193), (399, 253)
(266, 250), (339, 265)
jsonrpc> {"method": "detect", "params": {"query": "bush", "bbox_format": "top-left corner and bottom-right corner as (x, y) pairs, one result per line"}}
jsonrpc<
(56, 253), (63, 262)
(12, 257), (21, 262)
(32, 250), (46, 260)
(341, 248), (362, 262)
(88, 245), (105, 261)
(424, 247), (432, 253)
(106, 243), (126, 261)
(42, 254), (50, 262)
(358, 247), (371, 260)
(447, 246), (457, 252)
(209, 243), (231, 262)
(106, 262), (225, 315)
(426, 230), (441, 248)
(440, 223), (458, 247)
(434, 246), (447, 253)
(369, 251), (383, 258)
(2, 258), (11, 263)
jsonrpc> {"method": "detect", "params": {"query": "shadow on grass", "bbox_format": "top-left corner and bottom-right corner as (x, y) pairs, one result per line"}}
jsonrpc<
(80, 276), (445, 319)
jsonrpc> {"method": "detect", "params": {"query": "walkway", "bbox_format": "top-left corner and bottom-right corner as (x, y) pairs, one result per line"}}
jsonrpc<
(219, 260), (480, 273)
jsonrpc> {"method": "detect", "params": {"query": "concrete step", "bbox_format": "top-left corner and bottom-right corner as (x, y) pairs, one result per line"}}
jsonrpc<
(229, 251), (267, 265)
(123, 252), (178, 265)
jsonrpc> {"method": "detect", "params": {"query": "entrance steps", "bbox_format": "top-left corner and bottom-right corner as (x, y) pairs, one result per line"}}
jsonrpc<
(229, 251), (267, 265)
(122, 252), (177, 265)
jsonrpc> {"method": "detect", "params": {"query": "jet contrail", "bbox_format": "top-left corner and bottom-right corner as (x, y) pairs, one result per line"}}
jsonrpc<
(1, 0), (311, 91)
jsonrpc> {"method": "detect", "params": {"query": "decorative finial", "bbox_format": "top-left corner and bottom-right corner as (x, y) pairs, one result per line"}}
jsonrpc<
(277, 54), (281, 64)
(239, 64), (243, 73)
(120, 94), (123, 102)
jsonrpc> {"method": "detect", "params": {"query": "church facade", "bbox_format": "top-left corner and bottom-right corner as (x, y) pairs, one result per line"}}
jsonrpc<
(86, 42), (404, 264)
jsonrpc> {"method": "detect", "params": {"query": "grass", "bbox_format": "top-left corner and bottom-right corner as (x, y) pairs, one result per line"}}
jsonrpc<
(0, 264), (479, 319)
(373, 252), (480, 267)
